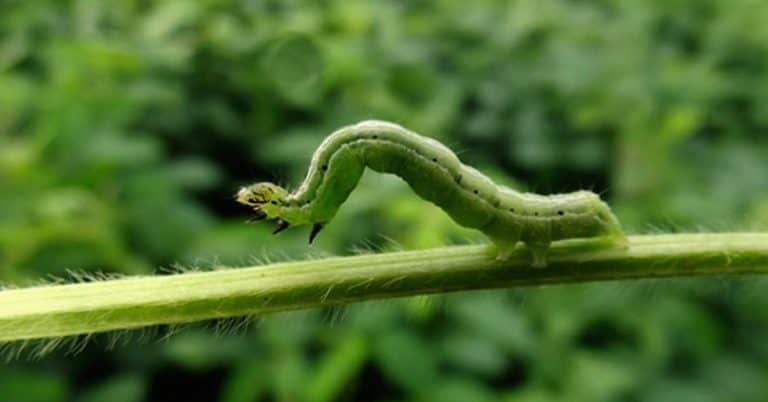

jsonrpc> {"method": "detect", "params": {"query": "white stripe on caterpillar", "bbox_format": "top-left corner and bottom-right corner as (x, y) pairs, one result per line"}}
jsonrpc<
(237, 120), (627, 267)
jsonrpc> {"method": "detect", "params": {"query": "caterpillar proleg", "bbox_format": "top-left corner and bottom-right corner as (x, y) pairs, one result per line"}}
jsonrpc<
(237, 120), (627, 267)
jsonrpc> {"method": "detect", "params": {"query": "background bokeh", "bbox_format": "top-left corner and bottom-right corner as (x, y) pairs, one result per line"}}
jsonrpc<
(3, 0), (768, 401)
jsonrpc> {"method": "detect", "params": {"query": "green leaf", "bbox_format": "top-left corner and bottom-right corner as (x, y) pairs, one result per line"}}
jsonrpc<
(0, 369), (68, 402)
(304, 333), (368, 402)
(374, 329), (439, 392)
(77, 374), (146, 402)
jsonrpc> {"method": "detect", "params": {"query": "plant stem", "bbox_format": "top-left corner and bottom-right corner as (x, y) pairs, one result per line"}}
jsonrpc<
(1, 233), (768, 342)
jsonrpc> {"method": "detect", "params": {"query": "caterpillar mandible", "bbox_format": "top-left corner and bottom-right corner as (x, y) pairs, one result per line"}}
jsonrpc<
(237, 120), (627, 267)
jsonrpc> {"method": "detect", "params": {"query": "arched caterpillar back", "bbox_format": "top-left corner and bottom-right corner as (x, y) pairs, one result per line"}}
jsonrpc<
(237, 120), (627, 267)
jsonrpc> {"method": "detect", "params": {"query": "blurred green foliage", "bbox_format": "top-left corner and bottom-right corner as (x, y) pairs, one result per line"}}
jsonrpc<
(2, 0), (768, 401)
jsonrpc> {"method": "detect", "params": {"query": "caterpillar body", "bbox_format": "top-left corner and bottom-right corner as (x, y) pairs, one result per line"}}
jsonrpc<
(237, 120), (627, 267)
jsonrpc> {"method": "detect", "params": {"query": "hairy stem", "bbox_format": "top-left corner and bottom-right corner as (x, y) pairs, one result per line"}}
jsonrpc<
(1, 233), (767, 342)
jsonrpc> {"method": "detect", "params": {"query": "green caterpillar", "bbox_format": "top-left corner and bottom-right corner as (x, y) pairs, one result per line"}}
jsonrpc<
(237, 120), (627, 267)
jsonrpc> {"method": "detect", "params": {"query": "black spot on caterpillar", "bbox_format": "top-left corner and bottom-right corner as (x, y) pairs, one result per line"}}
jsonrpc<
(237, 120), (627, 267)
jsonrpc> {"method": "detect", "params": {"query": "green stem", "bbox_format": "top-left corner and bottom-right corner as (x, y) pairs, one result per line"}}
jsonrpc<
(1, 233), (767, 342)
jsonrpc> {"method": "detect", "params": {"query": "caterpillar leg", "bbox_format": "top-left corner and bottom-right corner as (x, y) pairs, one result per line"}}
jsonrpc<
(526, 242), (551, 268)
(493, 239), (519, 261)
(492, 237), (550, 267)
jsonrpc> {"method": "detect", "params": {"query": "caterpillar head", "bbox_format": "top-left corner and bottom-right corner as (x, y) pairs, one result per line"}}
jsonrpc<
(236, 182), (324, 243)
(236, 182), (289, 221)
